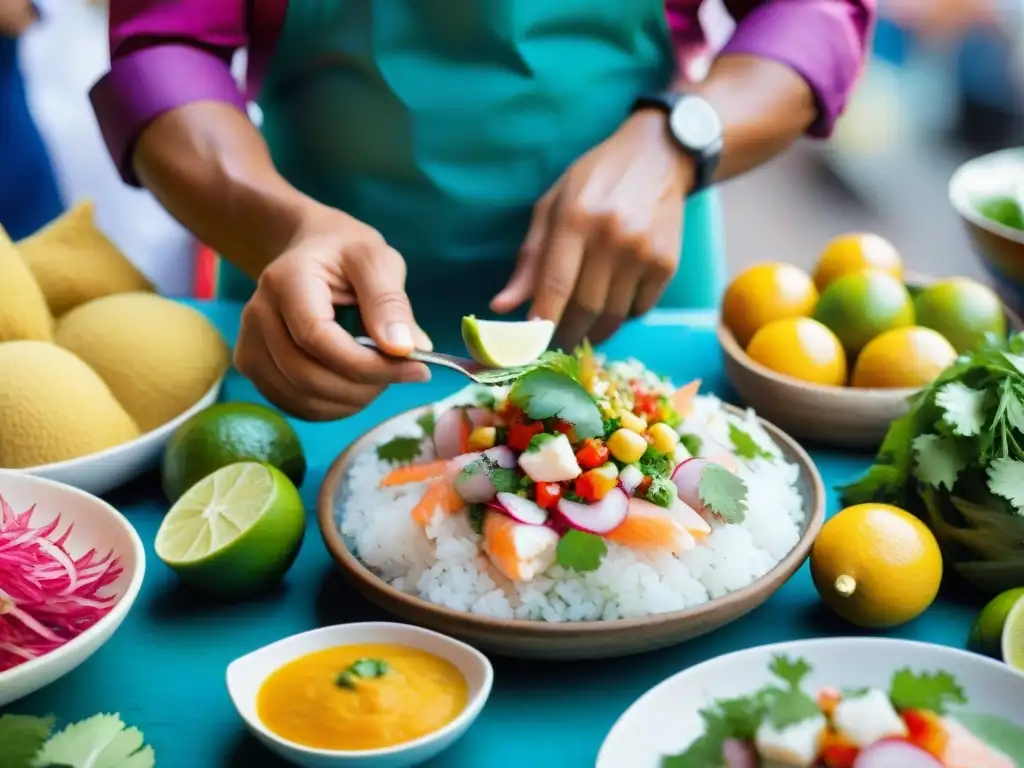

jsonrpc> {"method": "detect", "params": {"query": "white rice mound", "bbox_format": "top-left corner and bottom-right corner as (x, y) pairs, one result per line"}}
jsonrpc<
(337, 382), (807, 623)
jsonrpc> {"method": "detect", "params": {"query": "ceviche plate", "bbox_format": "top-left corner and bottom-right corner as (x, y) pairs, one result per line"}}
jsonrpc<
(598, 637), (1024, 767)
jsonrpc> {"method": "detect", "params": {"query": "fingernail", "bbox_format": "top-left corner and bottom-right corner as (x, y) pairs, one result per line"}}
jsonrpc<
(408, 365), (431, 383)
(387, 323), (413, 351)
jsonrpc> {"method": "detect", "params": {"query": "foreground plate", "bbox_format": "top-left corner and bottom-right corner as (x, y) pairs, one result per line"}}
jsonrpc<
(598, 637), (1024, 767)
(317, 402), (825, 661)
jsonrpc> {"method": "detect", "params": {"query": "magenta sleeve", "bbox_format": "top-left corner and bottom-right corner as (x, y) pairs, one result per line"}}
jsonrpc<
(721, 0), (876, 138)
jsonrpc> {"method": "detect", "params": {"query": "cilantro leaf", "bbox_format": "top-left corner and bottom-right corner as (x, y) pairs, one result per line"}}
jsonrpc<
(769, 655), (812, 689)
(936, 381), (988, 437)
(679, 434), (702, 458)
(728, 424), (770, 460)
(638, 443), (672, 477)
(838, 463), (903, 507)
(888, 668), (967, 714)
(643, 476), (676, 508)
(468, 503), (486, 534)
(912, 433), (968, 491)
(508, 368), (604, 439)
(987, 457), (1024, 514)
(376, 435), (423, 464)
(698, 464), (748, 523)
(765, 688), (820, 730)
(34, 714), (155, 768)
(490, 468), (518, 493)
(555, 530), (606, 571)
(0, 714), (54, 768)
(526, 433), (554, 452)
(417, 410), (436, 437)
(337, 658), (389, 689)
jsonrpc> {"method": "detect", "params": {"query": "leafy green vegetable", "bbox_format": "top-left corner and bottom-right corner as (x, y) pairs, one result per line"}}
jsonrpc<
(769, 655), (812, 689)
(888, 668), (966, 714)
(416, 410), (436, 437)
(602, 416), (621, 435)
(490, 468), (519, 493)
(536, 350), (581, 379)
(0, 714), (54, 768)
(977, 196), (1024, 231)
(376, 435), (423, 464)
(680, 434), (703, 458)
(468, 503), (486, 534)
(555, 530), (607, 571)
(765, 689), (820, 730)
(34, 714), (155, 768)
(638, 443), (673, 478)
(508, 368), (604, 439)
(987, 457), (1024, 512)
(337, 658), (389, 689)
(526, 433), (554, 452)
(728, 424), (771, 460)
(699, 464), (748, 523)
(643, 476), (676, 508)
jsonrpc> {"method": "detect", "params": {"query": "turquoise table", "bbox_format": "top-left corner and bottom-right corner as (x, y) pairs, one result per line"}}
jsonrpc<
(5, 302), (983, 767)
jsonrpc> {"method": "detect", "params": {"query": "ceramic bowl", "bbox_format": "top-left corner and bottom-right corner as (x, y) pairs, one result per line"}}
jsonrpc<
(317, 404), (825, 661)
(949, 147), (1024, 315)
(0, 473), (146, 707)
(598, 637), (1024, 766)
(14, 375), (223, 497)
(719, 275), (1024, 450)
(226, 622), (494, 768)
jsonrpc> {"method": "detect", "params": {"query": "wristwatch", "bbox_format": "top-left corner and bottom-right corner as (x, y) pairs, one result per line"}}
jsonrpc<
(631, 92), (724, 194)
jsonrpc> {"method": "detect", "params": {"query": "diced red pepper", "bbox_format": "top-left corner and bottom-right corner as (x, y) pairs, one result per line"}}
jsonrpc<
(552, 420), (577, 443)
(817, 687), (842, 717)
(507, 421), (544, 452)
(901, 709), (947, 758)
(575, 438), (609, 470)
(501, 403), (525, 423)
(574, 466), (618, 502)
(535, 482), (563, 510)
(637, 476), (653, 495)
(819, 730), (859, 768)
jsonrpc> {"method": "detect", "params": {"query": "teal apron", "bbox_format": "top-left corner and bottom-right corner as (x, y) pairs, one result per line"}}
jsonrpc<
(218, 0), (726, 341)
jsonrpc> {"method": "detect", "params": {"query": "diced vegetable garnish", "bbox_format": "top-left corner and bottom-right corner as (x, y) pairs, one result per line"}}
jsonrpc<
(607, 428), (648, 464)
(467, 426), (497, 451)
(493, 492), (549, 526)
(556, 487), (629, 534)
(482, 445), (517, 469)
(574, 463), (619, 502)
(647, 422), (680, 455)
(575, 438), (609, 470)
(433, 407), (471, 459)
(617, 464), (644, 495)
(507, 421), (544, 452)
(618, 410), (647, 433)
(534, 482), (563, 511)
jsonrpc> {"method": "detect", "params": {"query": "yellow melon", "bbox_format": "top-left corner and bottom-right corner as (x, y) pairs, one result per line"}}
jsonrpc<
(0, 341), (140, 468)
(0, 226), (52, 342)
(56, 293), (230, 432)
(18, 200), (155, 317)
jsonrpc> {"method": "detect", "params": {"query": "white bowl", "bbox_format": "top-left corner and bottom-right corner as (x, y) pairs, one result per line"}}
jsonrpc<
(226, 622), (494, 768)
(0, 473), (146, 707)
(598, 637), (1024, 767)
(14, 375), (224, 496)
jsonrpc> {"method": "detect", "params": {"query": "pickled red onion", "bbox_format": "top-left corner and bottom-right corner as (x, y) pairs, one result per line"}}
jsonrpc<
(0, 494), (122, 673)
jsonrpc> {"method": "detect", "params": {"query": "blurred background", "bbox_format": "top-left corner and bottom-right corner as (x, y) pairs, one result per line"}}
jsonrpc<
(11, 0), (1024, 293)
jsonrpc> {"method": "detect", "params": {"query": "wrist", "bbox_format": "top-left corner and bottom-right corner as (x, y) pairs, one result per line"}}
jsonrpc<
(625, 109), (697, 195)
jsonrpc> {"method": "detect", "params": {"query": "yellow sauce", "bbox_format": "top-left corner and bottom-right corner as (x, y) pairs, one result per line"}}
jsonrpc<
(256, 643), (468, 751)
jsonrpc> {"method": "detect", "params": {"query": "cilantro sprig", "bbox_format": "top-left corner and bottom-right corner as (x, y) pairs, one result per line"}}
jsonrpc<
(699, 464), (748, 524)
(336, 658), (390, 689)
(0, 713), (154, 768)
(508, 368), (604, 439)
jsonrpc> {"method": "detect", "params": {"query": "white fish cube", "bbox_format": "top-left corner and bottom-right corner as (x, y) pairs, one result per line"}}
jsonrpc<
(755, 713), (826, 766)
(517, 433), (581, 483)
(832, 688), (907, 748)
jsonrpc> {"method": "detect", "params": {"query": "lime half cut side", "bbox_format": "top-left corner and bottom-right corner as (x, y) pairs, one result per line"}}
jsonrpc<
(462, 315), (556, 368)
(155, 461), (305, 597)
(1001, 594), (1024, 671)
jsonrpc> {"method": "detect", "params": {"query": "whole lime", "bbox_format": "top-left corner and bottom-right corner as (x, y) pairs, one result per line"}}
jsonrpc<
(914, 277), (1007, 353)
(162, 402), (306, 502)
(968, 586), (1024, 658)
(812, 270), (915, 356)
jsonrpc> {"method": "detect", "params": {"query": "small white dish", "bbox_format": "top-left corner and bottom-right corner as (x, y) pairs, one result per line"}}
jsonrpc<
(0, 473), (146, 707)
(226, 622), (494, 768)
(598, 637), (1024, 767)
(16, 375), (224, 497)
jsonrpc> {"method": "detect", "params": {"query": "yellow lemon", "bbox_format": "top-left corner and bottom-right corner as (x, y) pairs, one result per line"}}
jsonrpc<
(813, 232), (903, 291)
(810, 503), (943, 628)
(722, 263), (819, 347)
(851, 326), (958, 389)
(745, 317), (847, 386)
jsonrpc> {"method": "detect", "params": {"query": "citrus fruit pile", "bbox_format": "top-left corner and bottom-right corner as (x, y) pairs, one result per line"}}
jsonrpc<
(722, 233), (1008, 389)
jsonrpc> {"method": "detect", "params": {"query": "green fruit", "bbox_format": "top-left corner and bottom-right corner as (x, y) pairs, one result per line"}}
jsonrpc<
(1002, 593), (1024, 670)
(914, 277), (1007, 353)
(155, 462), (305, 597)
(461, 315), (555, 368)
(812, 271), (915, 356)
(968, 586), (1024, 658)
(162, 402), (306, 502)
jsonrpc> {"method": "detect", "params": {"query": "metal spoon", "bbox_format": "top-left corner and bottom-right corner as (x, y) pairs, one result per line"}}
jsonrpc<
(354, 337), (528, 385)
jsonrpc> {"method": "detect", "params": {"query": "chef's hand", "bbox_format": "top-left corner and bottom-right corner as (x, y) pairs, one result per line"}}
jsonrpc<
(0, 0), (37, 36)
(235, 210), (433, 421)
(491, 110), (692, 349)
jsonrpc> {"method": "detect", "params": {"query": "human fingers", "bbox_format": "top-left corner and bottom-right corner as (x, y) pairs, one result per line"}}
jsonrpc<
(553, 244), (615, 350)
(527, 202), (587, 326)
(491, 192), (554, 313)
(587, 254), (646, 345)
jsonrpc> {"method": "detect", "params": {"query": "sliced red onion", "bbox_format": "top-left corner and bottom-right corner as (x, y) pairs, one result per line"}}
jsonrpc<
(722, 739), (758, 768)
(671, 458), (708, 513)
(466, 407), (497, 427)
(454, 461), (498, 503)
(495, 492), (548, 525)
(852, 740), (943, 768)
(433, 407), (470, 459)
(617, 464), (644, 495)
(482, 445), (516, 469)
(556, 487), (629, 534)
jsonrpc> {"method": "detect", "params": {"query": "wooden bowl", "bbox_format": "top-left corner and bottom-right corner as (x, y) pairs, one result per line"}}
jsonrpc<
(719, 275), (1024, 450)
(317, 404), (825, 661)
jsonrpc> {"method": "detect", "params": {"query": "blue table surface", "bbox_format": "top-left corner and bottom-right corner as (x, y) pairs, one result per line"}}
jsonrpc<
(5, 302), (984, 767)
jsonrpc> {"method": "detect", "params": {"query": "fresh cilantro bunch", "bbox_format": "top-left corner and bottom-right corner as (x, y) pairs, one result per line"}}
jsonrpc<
(839, 332), (1024, 592)
(0, 713), (154, 768)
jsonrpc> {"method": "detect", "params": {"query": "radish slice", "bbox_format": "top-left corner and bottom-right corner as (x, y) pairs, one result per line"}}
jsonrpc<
(618, 464), (644, 495)
(722, 740), (758, 768)
(853, 740), (943, 768)
(454, 464), (497, 503)
(556, 487), (629, 534)
(466, 407), (497, 427)
(483, 445), (516, 469)
(434, 407), (471, 459)
(495, 492), (548, 525)
(671, 458), (708, 514)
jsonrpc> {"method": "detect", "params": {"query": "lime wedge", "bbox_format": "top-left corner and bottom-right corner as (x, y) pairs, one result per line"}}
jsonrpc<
(1001, 594), (1024, 670)
(155, 462), (305, 597)
(969, 587), (1024, 657)
(462, 315), (555, 368)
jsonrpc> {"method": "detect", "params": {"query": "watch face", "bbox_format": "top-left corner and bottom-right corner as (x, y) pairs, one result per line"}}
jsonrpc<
(670, 96), (723, 150)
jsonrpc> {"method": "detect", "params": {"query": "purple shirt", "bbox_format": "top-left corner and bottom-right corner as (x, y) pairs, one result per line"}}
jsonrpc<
(92, 0), (876, 186)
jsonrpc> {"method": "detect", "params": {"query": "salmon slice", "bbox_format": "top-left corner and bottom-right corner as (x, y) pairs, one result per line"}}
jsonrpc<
(606, 498), (700, 555)
(380, 459), (450, 488)
(669, 496), (712, 539)
(482, 512), (559, 582)
(671, 379), (701, 420)
(411, 478), (465, 526)
(941, 718), (1016, 768)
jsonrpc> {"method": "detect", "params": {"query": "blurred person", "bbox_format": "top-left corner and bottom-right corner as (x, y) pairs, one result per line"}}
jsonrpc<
(91, 0), (875, 421)
(0, 0), (63, 239)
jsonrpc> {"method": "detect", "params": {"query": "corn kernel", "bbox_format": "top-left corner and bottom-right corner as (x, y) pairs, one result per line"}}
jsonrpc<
(467, 426), (497, 451)
(607, 428), (648, 464)
(598, 400), (617, 419)
(618, 410), (647, 434)
(648, 422), (680, 455)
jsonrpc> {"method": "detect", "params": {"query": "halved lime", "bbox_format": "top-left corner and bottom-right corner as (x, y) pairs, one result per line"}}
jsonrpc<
(155, 462), (305, 597)
(969, 587), (1024, 657)
(1001, 594), (1024, 670)
(462, 315), (555, 367)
